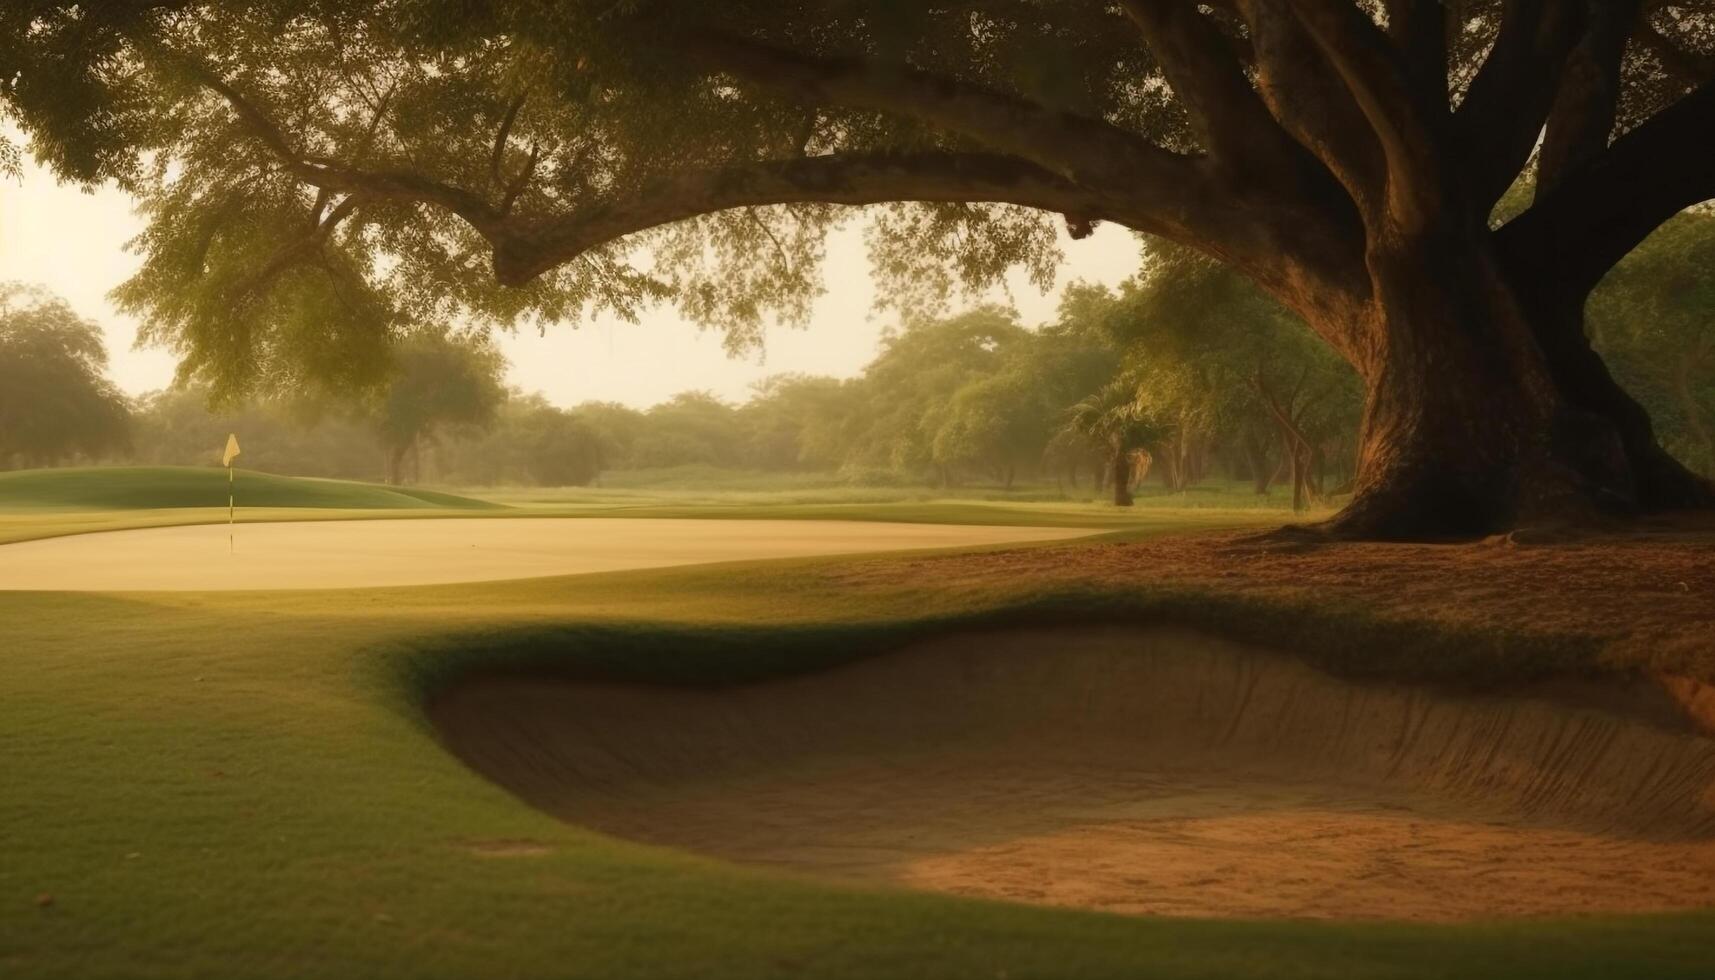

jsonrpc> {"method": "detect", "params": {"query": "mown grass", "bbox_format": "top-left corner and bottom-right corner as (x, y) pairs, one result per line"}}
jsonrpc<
(2, 524), (1713, 977)
(0, 466), (499, 513)
(1, 468), (1706, 977)
(0, 465), (1311, 545)
(474, 465), (1324, 511)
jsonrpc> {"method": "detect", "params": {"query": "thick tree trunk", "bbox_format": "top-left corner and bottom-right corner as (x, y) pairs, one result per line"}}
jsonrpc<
(1322, 233), (1714, 540)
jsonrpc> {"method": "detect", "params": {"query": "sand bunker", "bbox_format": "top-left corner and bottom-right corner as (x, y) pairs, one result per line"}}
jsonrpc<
(430, 626), (1715, 921)
(0, 518), (1091, 591)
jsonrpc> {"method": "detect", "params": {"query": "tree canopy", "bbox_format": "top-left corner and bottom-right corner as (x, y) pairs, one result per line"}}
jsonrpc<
(0, 284), (131, 468)
(373, 329), (506, 483)
(4, 1), (1714, 535)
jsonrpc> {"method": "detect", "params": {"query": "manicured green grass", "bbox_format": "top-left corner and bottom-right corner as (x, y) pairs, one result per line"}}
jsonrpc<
(0, 466), (500, 513)
(0, 466), (1312, 545)
(2, 513), (1712, 978)
(476, 467), (1325, 511)
(0, 469), (1696, 976)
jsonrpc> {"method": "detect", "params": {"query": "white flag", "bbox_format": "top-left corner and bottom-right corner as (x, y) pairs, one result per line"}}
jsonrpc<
(222, 433), (241, 468)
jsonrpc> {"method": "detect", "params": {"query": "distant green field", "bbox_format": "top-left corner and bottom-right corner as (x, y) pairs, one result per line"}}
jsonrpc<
(472, 467), (1325, 512)
(0, 465), (1313, 546)
(0, 466), (501, 512)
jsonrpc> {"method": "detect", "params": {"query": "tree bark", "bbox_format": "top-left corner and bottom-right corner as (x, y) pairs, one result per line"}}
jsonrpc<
(1317, 229), (1714, 540)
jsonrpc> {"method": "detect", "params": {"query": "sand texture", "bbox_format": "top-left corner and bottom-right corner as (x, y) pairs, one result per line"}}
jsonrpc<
(430, 626), (1715, 921)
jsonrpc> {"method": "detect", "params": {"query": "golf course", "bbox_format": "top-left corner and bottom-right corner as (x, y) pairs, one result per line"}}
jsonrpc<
(3, 466), (1714, 978)
(7, 2), (1715, 976)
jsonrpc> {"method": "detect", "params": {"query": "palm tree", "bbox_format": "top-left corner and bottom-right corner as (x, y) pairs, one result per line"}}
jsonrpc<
(1063, 380), (1162, 507)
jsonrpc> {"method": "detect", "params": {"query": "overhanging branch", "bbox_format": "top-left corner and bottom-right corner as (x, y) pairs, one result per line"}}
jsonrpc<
(1290, 0), (1446, 226)
(494, 151), (1108, 285)
(1454, 0), (1586, 211)
(678, 31), (1199, 217)
(1118, 0), (1295, 170)
(1498, 78), (1715, 297)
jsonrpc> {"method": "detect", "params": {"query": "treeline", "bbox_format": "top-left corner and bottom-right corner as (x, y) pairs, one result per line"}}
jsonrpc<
(67, 248), (1374, 505)
(6, 218), (1713, 502)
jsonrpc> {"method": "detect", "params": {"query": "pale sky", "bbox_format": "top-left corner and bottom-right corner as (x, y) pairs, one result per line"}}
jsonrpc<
(0, 148), (1143, 409)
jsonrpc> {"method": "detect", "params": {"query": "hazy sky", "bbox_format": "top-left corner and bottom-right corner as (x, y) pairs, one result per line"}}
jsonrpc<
(0, 149), (1143, 409)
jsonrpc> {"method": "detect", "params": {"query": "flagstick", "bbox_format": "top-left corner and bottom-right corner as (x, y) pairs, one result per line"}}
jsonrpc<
(228, 464), (235, 555)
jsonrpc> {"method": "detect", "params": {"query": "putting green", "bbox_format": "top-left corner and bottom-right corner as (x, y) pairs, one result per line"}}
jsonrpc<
(0, 517), (1095, 591)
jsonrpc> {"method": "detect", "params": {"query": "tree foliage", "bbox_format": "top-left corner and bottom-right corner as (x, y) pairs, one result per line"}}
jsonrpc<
(1589, 210), (1715, 476)
(0, 284), (131, 468)
(373, 328), (506, 483)
(6, 0), (1715, 533)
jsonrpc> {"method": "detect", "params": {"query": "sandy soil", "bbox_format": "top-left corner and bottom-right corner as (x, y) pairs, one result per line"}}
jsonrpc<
(831, 514), (1715, 664)
(0, 518), (1092, 591)
(430, 626), (1715, 922)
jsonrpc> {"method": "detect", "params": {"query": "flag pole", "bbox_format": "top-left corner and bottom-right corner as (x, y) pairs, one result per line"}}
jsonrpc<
(223, 433), (241, 555)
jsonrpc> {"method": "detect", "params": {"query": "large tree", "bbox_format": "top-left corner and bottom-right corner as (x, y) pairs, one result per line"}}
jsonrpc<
(6, 1), (1714, 537)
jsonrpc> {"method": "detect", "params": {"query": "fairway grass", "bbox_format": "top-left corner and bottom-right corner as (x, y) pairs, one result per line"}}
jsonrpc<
(4, 537), (1715, 978)
(2, 469), (1710, 977)
(0, 466), (499, 514)
(0, 465), (1305, 545)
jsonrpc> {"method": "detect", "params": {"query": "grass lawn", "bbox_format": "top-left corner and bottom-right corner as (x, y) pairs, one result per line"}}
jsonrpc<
(0, 466), (1310, 545)
(2, 466), (1711, 978)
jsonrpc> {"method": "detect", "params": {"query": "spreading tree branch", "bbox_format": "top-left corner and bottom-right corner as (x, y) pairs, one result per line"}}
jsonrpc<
(1454, 0), (1586, 211)
(1499, 77), (1715, 297)
(678, 31), (1196, 215)
(1290, 0), (1447, 227)
(1384, 0), (1450, 109)
(179, 58), (511, 243)
(494, 151), (1106, 285)
(1117, 0), (1295, 170)
(1234, 1), (1387, 217)
(1538, 0), (1642, 197)
(229, 194), (365, 305)
(1637, 17), (1715, 82)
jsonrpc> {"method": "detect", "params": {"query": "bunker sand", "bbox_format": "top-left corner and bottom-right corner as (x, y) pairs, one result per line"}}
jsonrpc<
(431, 626), (1715, 922)
(0, 518), (1092, 591)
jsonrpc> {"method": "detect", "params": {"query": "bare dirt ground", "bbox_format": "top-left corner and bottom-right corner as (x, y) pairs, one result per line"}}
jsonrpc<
(829, 513), (1715, 669)
(0, 518), (1092, 591)
(430, 626), (1715, 922)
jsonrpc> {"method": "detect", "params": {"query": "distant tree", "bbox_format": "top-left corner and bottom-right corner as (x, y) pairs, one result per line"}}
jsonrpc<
(375, 331), (506, 484)
(1588, 212), (1715, 478)
(846, 306), (1028, 481)
(933, 370), (1047, 489)
(629, 392), (743, 469)
(0, 284), (131, 469)
(1064, 380), (1163, 508)
(740, 374), (860, 471)
(568, 402), (648, 472)
(1113, 245), (1362, 507)
(515, 399), (604, 486)
(130, 386), (383, 478)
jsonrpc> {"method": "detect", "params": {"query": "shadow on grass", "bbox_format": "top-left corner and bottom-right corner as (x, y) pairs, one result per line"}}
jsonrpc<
(371, 589), (1600, 728)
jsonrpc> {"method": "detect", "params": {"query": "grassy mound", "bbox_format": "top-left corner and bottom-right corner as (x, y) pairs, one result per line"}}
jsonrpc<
(0, 466), (500, 511)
